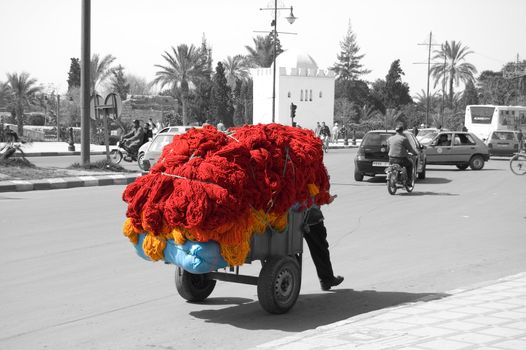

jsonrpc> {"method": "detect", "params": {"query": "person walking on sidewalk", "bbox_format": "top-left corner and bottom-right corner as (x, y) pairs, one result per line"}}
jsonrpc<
(303, 194), (344, 291)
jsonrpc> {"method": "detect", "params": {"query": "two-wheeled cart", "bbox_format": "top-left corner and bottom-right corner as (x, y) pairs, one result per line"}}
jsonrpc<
(174, 210), (305, 314)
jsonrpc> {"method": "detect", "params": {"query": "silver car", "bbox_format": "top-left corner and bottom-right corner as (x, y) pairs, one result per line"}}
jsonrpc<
(140, 126), (198, 171)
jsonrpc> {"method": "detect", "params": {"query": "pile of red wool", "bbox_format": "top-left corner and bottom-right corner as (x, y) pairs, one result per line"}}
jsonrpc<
(122, 123), (331, 266)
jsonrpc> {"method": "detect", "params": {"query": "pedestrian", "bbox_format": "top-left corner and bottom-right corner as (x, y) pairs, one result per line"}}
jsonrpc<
(315, 122), (321, 137)
(303, 194), (344, 291)
(0, 123), (4, 142)
(5, 125), (18, 143)
(143, 123), (153, 143)
(332, 122), (339, 144)
(412, 125), (419, 136)
(517, 128), (524, 151)
(461, 123), (468, 132)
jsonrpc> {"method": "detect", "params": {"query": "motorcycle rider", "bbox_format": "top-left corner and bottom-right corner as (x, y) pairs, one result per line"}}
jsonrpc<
(387, 122), (418, 185)
(122, 119), (145, 156)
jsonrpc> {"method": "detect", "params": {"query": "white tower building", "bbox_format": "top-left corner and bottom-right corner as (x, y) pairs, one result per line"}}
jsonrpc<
(251, 49), (336, 131)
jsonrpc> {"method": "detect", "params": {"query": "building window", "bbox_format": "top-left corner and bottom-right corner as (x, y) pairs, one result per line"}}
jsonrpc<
(309, 90), (313, 101)
(300, 90), (303, 101)
(287, 91), (291, 98)
(319, 91), (323, 98)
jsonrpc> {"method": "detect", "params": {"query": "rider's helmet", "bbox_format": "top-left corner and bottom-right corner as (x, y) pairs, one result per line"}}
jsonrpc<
(395, 122), (404, 133)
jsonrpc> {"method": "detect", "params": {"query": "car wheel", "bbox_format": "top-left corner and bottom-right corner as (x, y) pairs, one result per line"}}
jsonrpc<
(456, 164), (469, 170)
(469, 155), (485, 170)
(137, 152), (145, 170)
(354, 170), (364, 182)
(417, 161), (426, 180)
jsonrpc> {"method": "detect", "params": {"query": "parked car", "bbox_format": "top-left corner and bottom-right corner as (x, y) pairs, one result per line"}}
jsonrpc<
(354, 130), (426, 181)
(422, 131), (489, 170)
(137, 126), (196, 170)
(141, 126), (199, 171)
(415, 128), (444, 144)
(485, 130), (520, 157)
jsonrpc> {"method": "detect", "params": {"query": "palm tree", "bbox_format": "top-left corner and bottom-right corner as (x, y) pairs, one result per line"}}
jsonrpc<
(223, 55), (251, 125)
(5, 72), (42, 135)
(153, 44), (207, 125)
(222, 55), (250, 90)
(245, 35), (278, 68)
(90, 53), (116, 94)
(430, 41), (477, 107)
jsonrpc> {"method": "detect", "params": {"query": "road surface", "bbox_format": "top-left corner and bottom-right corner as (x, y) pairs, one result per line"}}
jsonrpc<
(1, 150), (525, 349)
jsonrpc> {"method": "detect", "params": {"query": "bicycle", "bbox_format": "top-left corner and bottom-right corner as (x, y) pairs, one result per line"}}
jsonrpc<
(509, 150), (526, 175)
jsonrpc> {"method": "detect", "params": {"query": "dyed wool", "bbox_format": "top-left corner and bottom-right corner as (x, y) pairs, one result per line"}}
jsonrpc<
(123, 124), (331, 265)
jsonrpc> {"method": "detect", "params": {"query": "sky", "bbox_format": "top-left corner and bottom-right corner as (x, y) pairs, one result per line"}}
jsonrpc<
(0, 0), (525, 96)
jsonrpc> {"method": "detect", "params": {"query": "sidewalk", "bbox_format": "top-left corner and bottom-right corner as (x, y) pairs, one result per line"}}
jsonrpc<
(255, 273), (526, 350)
(0, 142), (140, 192)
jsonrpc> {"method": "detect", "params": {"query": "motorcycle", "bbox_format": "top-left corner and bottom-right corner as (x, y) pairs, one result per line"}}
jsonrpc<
(385, 160), (415, 195)
(109, 140), (138, 165)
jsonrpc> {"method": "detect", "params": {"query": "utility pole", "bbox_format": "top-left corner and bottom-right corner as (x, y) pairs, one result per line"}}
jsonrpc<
(416, 32), (440, 127)
(441, 53), (446, 128)
(80, 0), (91, 165)
(57, 94), (60, 141)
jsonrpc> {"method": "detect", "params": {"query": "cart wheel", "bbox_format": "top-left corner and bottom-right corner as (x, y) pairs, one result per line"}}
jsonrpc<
(174, 266), (216, 302)
(257, 256), (301, 314)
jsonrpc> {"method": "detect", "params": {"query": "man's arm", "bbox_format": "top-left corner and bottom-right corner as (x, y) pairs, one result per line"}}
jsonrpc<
(404, 138), (418, 155)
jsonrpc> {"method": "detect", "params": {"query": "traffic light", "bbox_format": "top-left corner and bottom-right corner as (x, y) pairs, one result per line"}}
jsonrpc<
(290, 103), (297, 119)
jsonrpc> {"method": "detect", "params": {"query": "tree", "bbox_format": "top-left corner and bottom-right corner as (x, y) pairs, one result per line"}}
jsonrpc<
(90, 53), (117, 94)
(111, 65), (130, 100)
(67, 58), (81, 92)
(5, 72), (42, 135)
(153, 44), (207, 125)
(126, 74), (151, 95)
(430, 41), (477, 107)
(210, 62), (233, 127)
(461, 79), (478, 106)
(331, 20), (370, 81)
(245, 34), (282, 68)
(383, 59), (412, 108)
(477, 70), (514, 105)
(223, 55), (251, 125)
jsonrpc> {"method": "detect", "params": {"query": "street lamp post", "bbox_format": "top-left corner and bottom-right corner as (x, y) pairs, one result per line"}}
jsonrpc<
(258, 2), (296, 123)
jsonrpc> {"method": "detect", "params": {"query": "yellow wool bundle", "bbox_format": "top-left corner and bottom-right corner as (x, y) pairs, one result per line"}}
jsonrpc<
(142, 234), (167, 261)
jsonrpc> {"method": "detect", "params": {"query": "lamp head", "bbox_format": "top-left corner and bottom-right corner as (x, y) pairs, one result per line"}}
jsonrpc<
(286, 6), (296, 24)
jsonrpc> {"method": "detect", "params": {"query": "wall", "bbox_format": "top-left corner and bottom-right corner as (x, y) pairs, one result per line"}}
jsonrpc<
(251, 66), (335, 133)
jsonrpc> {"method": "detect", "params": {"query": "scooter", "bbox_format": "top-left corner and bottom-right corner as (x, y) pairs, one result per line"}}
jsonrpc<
(109, 140), (138, 165)
(385, 160), (415, 195)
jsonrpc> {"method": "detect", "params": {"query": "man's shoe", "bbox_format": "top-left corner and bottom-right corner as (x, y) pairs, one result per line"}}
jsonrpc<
(321, 275), (344, 291)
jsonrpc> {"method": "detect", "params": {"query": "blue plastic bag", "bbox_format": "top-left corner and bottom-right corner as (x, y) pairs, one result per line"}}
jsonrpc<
(134, 234), (228, 274)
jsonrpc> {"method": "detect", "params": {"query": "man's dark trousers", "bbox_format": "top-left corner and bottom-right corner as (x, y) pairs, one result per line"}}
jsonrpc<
(303, 221), (334, 282)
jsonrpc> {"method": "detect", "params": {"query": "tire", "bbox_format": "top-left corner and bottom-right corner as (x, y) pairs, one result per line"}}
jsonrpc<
(175, 267), (216, 302)
(417, 161), (426, 180)
(510, 154), (526, 175)
(109, 149), (123, 164)
(137, 152), (145, 170)
(354, 170), (364, 182)
(387, 172), (397, 195)
(257, 256), (301, 314)
(456, 164), (469, 170)
(469, 155), (485, 170)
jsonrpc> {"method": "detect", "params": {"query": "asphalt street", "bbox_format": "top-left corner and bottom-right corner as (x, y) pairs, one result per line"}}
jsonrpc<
(1, 149), (525, 349)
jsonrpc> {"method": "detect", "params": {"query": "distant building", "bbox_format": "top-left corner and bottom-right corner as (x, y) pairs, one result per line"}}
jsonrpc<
(250, 49), (335, 131)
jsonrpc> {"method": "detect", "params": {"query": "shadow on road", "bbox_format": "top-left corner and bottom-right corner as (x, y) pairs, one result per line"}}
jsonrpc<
(399, 191), (459, 196)
(189, 289), (448, 332)
(417, 177), (452, 184)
